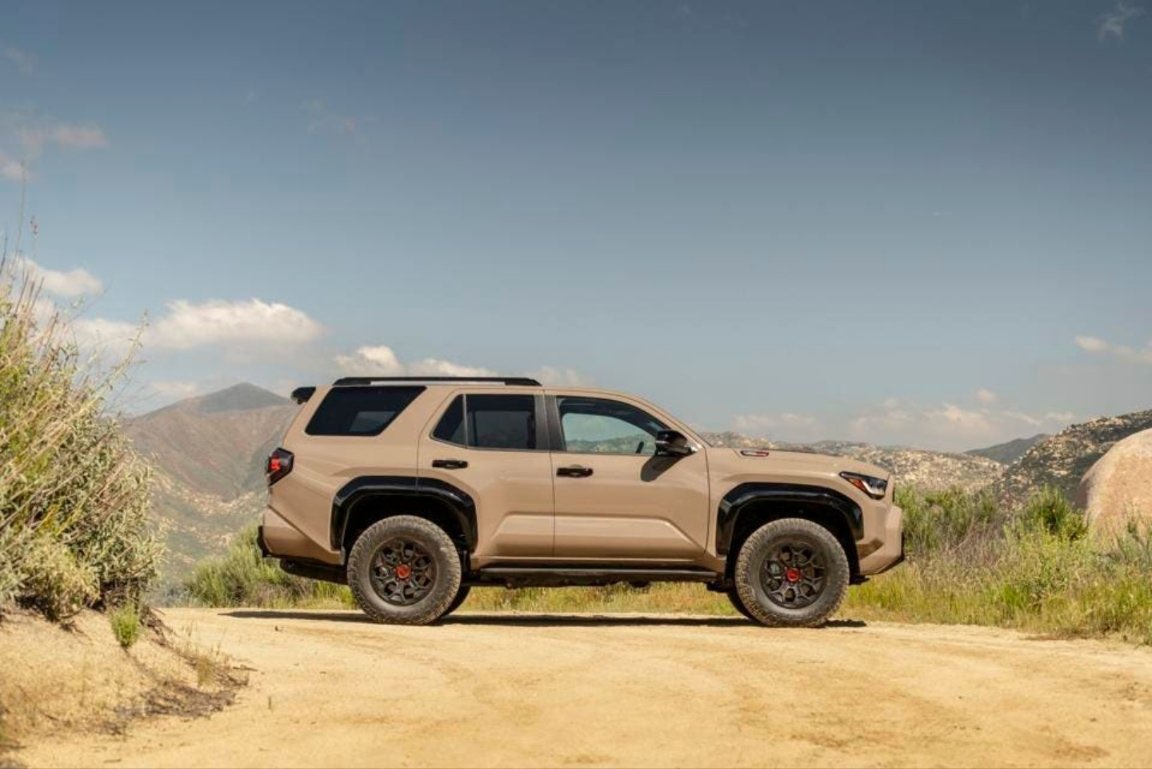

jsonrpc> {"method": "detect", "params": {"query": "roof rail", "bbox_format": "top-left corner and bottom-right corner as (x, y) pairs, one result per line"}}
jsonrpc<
(332, 376), (542, 387)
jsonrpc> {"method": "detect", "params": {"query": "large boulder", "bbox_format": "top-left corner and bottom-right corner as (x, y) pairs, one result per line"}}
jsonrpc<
(1075, 427), (1152, 536)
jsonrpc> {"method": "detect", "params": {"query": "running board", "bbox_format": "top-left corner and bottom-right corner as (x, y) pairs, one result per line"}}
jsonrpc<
(468, 566), (720, 588)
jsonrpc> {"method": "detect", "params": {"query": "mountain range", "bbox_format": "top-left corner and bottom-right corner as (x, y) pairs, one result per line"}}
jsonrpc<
(123, 383), (1150, 584)
(124, 384), (296, 581)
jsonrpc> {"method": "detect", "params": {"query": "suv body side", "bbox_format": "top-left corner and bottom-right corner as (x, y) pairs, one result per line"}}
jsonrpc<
(262, 383), (903, 581)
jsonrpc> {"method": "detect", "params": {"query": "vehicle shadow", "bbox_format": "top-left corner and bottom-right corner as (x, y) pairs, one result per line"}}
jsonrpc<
(221, 609), (866, 629)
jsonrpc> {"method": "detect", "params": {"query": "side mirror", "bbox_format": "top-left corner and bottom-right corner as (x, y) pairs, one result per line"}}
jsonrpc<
(655, 429), (695, 457)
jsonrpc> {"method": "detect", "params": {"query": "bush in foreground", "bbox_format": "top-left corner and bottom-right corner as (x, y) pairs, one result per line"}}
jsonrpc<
(0, 260), (160, 620)
(109, 603), (142, 648)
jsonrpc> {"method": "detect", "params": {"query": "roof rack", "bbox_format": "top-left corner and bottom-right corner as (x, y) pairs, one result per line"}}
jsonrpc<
(332, 376), (542, 387)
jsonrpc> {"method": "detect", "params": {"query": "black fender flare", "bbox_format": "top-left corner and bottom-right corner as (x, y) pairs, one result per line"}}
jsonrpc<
(716, 483), (864, 556)
(330, 476), (477, 552)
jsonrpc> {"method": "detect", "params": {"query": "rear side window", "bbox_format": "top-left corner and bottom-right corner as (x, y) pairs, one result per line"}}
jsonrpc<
(432, 395), (466, 444)
(305, 386), (424, 436)
(431, 394), (538, 450)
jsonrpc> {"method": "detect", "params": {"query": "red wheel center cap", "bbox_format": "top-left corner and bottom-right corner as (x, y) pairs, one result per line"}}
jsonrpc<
(784, 567), (802, 584)
(394, 564), (412, 580)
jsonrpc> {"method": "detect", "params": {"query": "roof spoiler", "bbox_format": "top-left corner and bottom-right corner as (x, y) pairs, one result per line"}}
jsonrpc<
(290, 386), (316, 404)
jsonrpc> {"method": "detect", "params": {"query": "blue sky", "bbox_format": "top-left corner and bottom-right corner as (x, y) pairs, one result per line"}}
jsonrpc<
(2, 0), (1150, 451)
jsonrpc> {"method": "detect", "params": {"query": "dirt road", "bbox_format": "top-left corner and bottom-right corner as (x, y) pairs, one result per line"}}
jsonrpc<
(19, 608), (1152, 768)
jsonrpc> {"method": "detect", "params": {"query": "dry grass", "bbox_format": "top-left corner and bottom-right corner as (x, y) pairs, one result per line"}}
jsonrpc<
(0, 609), (238, 755)
(181, 484), (1152, 644)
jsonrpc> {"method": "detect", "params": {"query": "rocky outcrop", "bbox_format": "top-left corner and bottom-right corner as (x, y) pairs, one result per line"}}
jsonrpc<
(967, 434), (1048, 465)
(995, 409), (1152, 506)
(1075, 428), (1152, 535)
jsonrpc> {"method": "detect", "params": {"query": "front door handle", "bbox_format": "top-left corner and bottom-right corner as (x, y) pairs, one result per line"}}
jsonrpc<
(557, 465), (593, 478)
(432, 458), (468, 470)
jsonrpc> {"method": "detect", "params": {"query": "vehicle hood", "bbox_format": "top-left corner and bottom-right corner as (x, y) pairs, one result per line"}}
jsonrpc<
(705, 447), (891, 484)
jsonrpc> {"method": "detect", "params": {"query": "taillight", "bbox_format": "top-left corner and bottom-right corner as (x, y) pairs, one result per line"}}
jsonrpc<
(267, 448), (293, 485)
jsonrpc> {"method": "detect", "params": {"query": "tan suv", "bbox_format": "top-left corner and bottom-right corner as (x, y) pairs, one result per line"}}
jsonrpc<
(258, 377), (903, 626)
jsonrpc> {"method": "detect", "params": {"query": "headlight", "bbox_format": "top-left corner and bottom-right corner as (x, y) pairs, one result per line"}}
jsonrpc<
(840, 471), (888, 499)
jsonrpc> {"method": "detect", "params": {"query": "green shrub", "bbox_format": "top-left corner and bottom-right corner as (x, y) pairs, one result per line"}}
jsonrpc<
(18, 536), (99, 621)
(897, 485), (1002, 558)
(184, 526), (352, 608)
(109, 603), (142, 648)
(1017, 485), (1087, 540)
(0, 259), (160, 618)
(847, 487), (1152, 644)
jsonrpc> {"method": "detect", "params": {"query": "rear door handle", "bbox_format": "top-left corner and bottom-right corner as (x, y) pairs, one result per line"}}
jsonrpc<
(432, 458), (468, 469)
(557, 465), (593, 478)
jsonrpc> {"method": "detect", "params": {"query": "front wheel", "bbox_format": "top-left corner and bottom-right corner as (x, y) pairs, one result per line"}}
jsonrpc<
(734, 518), (849, 628)
(442, 585), (471, 617)
(347, 515), (462, 625)
(725, 589), (756, 621)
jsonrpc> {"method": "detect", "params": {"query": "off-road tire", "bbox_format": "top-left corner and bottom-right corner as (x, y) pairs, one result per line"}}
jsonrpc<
(442, 585), (472, 617)
(725, 589), (756, 621)
(347, 516), (462, 625)
(734, 518), (849, 628)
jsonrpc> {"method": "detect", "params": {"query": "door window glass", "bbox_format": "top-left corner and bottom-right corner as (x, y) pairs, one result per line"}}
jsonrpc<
(557, 397), (667, 455)
(468, 394), (537, 450)
(432, 394), (539, 450)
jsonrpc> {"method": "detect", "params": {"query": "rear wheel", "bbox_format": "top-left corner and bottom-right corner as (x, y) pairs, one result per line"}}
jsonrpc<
(347, 515), (462, 625)
(734, 518), (849, 628)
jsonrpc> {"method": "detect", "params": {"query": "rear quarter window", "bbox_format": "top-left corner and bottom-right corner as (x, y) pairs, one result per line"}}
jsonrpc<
(305, 386), (425, 436)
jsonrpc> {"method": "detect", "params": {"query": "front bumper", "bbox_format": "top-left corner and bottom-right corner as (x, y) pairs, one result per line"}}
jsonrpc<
(858, 504), (904, 575)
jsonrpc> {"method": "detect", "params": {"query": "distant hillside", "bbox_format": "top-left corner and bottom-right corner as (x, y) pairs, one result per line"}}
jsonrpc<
(995, 409), (1152, 505)
(967, 434), (1048, 465)
(700, 434), (1003, 492)
(125, 384), (298, 580)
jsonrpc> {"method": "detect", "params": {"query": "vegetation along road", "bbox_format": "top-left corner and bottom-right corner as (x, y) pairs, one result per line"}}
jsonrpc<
(21, 609), (1152, 768)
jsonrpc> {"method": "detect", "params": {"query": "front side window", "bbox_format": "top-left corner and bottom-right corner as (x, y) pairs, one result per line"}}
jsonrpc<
(306, 386), (424, 436)
(557, 397), (667, 455)
(431, 394), (539, 450)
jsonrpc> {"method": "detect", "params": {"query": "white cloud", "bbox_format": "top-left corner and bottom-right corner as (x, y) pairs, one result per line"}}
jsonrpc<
(335, 346), (587, 385)
(734, 412), (819, 440)
(0, 152), (24, 181)
(1, 45), (33, 74)
(1, 118), (108, 185)
(1074, 333), (1152, 364)
(849, 397), (1075, 451)
(975, 388), (999, 405)
(148, 299), (323, 350)
(335, 345), (495, 378)
(71, 316), (140, 353)
(1099, 1), (1144, 38)
(70, 298), (323, 355)
(7, 255), (104, 297)
(49, 124), (108, 149)
(149, 380), (202, 399)
(528, 366), (588, 386)
(18, 123), (109, 155)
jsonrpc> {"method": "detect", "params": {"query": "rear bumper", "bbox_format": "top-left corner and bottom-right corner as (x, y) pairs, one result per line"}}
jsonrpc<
(259, 506), (343, 565)
(858, 504), (904, 575)
(256, 525), (271, 558)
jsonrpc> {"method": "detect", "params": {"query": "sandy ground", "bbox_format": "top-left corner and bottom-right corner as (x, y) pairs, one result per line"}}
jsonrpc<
(16, 608), (1152, 768)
